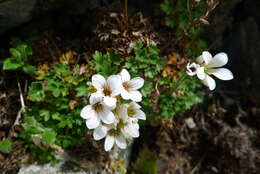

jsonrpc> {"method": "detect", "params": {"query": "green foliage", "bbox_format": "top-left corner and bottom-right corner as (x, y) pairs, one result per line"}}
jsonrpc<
(160, 0), (208, 55)
(124, 42), (163, 78)
(3, 38), (35, 75)
(0, 139), (13, 154)
(90, 51), (121, 77)
(157, 75), (203, 119)
(123, 42), (203, 119)
(21, 42), (203, 164)
(22, 63), (90, 163)
(131, 148), (157, 174)
(161, 0), (205, 29)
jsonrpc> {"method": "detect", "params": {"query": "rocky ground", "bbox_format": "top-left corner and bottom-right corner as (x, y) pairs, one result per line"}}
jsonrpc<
(0, 0), (260, 173)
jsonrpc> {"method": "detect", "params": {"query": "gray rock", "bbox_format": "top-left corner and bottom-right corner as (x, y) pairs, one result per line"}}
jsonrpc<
(0, 0), (37, 33)
(0, 0), (117, 33)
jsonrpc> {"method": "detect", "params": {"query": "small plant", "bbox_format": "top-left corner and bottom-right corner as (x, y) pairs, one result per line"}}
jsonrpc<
(0, 139), (13, 154)
(21, 62), (90, 163)
(3, 38), (35, 75)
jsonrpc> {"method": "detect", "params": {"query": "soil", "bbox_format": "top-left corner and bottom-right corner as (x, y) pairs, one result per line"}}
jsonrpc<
(0, 0), (260, 173)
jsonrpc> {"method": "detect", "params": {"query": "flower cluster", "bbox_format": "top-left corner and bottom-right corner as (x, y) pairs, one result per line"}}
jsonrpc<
(80, 69), (145, 151)
(186, 51), (233, 90)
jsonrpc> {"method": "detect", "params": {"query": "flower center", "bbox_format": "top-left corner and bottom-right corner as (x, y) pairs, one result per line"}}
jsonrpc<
(103, 85), (112, 96)
(190, 67), (196, 72)
(127, 106), (135, 117)
(92, 103), (103, 113)
(123, 82), (132, 91)
(108, 119), (126, 137)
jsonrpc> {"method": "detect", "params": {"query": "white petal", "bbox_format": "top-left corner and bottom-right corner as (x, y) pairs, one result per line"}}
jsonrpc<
(186, 62), (199, 76)
(103, 96), (117, 107)
(209, 68), (233, 80)
(196, 55), (204, 64)
(120, 69), (131, 82)
(105, 135), (115, 151)
(201, 75), (216, 90)
(202, 51), (212, 65)
(125, 124), (139, 138)
(129, 91), (142, 102)
(121, 89), (131, 100)
(208, 52), (228, 68)
(99, 110), (116, 124)
(133, 122), (139, 130)
(187, 71), (196, 76)
(118, 104), (128, 121)
(134, 110), (146, 120)
(107, 75), (122, 96)
(92, 74), (106, 90)
(115, 135), (127, 149)
(129, 77), (144, 90)
(130, 102), (141, 109)
(93, 125), (108, 140)
(196, 67), (206, 80)
(86, 115), (100, 129)
(89, 94), (103, 105)
(80, 105), (94, 119)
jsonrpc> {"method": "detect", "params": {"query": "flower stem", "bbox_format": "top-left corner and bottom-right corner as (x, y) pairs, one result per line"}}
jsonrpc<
(173, 73), (188, 92)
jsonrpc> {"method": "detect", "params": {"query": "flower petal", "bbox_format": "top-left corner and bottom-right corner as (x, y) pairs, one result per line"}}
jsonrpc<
(103, 96), (117, 107)
(208, 52), (228, 68)
(209, 68), (233, 80)
(93, 125), (108, 140)
(99, 109), (116, 124)
(130, 102), (141, 110)
(92, 74), (106, 90)
(105, 135), (115, 151)
(121, 89), (131, 100)
(124, 124), (139, 138)
(89, 94), (103, 105)
(134, 110), (146, 120)
(202, 51), (212, 65)
(129, 77), (144, 90)
(115, 135), (127, 149)
(196, 55), (204, 64)
(80, 105), (94, 119)
(186, 62), (200, 76)
(196, 67), (206, 80)
(129, 91), (142, 102)
(201, 75), (216, 90)
(86, 115), (100, 129)
(107, 75), (122, 96)
(120, 69), (131, 82)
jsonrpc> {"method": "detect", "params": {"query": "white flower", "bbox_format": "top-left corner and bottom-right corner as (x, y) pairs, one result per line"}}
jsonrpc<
(186, 51), (234, 90)
(91, 74), (122, 107)
(80, 95), (116, 129)
(122, 102), (146, 121)
(93, 104), (140, 151)
(116, 104), (140, 138)
(119, 69), (144, 102)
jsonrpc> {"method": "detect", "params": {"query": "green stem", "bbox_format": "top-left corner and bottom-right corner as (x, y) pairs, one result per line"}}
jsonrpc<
(173, 73), (188, 92)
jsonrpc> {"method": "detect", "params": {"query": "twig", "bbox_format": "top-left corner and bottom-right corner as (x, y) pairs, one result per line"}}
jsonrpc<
(14, 81), (25, 126)
(124, 0), (129, 31)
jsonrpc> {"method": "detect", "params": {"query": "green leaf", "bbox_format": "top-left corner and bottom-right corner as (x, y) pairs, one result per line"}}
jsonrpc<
(0, 139), (13, 153)
(75, 85), (88, 97)
(40, 110), (50, 122)
(10, 48), (21, 58)
(22, 65), (36, 75)
(28, 82), (45, 102)
(42, 130), (56, 144)
(3, 58), (22, 70)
